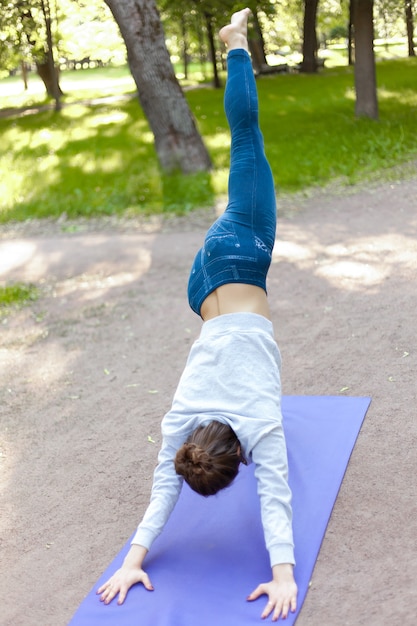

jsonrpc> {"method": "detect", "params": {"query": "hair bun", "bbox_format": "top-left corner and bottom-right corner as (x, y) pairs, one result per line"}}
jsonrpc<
(174, 422), (241, 496)
(177, 442), (212, 475)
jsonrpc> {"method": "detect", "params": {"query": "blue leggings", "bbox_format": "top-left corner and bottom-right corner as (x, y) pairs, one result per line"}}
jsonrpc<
(187, 49), (277, 317)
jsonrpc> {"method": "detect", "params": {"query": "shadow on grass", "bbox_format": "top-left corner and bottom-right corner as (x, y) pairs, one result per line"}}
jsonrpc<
(0, 97), (216, 222)
(1, 58), (417, 223)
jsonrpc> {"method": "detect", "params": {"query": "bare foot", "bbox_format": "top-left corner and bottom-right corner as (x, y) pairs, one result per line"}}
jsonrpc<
(219, 8), (251, 51)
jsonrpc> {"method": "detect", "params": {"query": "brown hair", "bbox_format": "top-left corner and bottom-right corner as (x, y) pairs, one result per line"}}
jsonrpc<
(174, 421), (245, 497)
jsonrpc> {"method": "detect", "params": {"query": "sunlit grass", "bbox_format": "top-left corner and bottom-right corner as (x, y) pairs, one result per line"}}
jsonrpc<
(0, 282), (39, 312)
(0, 62), (213, 110)
(0, 57), (416, 222)
(0, 65), (136, 109)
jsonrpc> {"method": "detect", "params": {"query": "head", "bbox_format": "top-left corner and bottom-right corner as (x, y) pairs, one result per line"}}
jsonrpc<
(174, 421), (246, 497)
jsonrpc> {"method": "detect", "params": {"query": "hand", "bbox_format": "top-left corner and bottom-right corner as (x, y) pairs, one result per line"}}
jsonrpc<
(96, 544), (153, 605)
(247, 564), (297, 621)
(97, 565), (154, 605)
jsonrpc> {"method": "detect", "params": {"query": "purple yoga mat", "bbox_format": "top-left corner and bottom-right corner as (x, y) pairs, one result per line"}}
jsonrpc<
(70, 395), (370, 625)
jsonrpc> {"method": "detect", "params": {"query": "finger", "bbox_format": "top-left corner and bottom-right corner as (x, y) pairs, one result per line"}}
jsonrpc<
(261, 600), (275, 619)
(98, 585), (111, 602)
(141, 573), (154, 592)
(97, 580), (110, 594)
(104, 587), (118, 605)
(276, 600), (289, 621)
(117, 585), (128, 605)
(247, 584), (264, 601)
(100, 584), (119, 605)
(290, 595), (297, 613)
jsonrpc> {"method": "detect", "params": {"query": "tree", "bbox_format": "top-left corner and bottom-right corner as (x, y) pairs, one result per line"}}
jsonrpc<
(159, 0), (232, 87)
(300, 0), (320, 72)
(39, 0), (62, 110)
(348, 0), (354, 65)
(186, 0), (234, 88)
(203, 9), (222, 87)
(0, 0), (127, 91)
(0, 0), (63, 101)
(104, 0), (212, 174)
(352, 0), (378, 119)
(405, 0), (416, 56)
(159, 0), (277, 82)
(247, 4), (273, 74)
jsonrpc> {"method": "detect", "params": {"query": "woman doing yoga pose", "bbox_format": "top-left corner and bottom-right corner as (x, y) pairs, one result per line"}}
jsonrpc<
(98, 8), (298, 622)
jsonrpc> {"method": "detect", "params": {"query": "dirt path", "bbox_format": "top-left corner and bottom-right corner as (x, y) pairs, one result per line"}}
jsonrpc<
(1, 177), (416, 625)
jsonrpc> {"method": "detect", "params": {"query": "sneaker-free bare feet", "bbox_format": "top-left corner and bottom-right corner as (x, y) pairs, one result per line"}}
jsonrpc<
(219, 8), (251, 51)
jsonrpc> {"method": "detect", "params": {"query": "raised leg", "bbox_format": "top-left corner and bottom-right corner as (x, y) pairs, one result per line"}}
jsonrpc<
(221, 11), (276, 253)
(187, 9), (277, 319)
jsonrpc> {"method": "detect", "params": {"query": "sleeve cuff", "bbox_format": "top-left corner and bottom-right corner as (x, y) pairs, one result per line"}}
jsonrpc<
(130, 527), (155, 552)
(269, 543), (296, 568)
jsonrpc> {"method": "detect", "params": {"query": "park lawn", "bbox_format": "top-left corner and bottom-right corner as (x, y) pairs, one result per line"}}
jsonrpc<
(0, 65), (135, 110)
(0, 57), (416, 223)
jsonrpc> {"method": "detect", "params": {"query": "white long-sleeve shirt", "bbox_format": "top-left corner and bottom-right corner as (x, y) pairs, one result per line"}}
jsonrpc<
(131, 312), (295, 567)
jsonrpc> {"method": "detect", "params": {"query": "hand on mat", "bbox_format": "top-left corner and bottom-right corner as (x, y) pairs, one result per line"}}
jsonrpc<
(97, 566), (154, 605)
(247, 564), (297, 621)
(97, 545), (154, 605)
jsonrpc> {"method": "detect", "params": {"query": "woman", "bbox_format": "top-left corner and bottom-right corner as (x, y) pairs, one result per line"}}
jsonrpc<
(98, 8), (298, 622)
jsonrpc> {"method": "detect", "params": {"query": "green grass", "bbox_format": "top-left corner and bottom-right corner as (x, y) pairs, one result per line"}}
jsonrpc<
(0, 62), (213, 110)
(252, 57), (417, 190)
(0, 282), (39, 311)
(0, 57), (416, 223)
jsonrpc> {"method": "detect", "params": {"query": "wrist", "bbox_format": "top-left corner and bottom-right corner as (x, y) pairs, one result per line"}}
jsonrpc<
(123, 544), (148, 568)
(272, 563), (294, 582)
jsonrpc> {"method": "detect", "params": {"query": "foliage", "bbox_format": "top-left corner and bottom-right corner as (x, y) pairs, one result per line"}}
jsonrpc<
(317, 0), (348, 43)
(1, 58), (417, 223)
(57, 0), (125, 66)
(0, 0), (125, 78)
(374, 0), (410, 39)
(159, 0), (288, 67)
(1, 0), (414, 88)
(0, 0), (46, 70)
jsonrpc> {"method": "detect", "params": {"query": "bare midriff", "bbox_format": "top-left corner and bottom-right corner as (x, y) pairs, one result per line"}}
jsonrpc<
(200, 283), (271, 321)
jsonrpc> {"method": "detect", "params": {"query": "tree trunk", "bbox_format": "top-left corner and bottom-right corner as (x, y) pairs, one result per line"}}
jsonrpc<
(348, 0), (354, 65)
(37, 0), (62, 111)
(36, 61), (63, 99)
(195, 13), (207, 80)
(205, 12), (221, 88)
(300, 0), (320, 73)
(405, 0), (416, 57)
(250, 10), (268, 71)
(352, 0), (378, 119)
(180, 15), (189, 79)
(104, 0), (212, 174)
(248, 38), (265, 74)
(21, 60), (29, 90)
